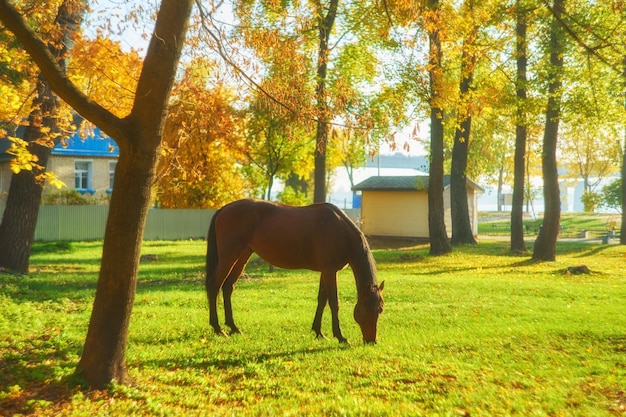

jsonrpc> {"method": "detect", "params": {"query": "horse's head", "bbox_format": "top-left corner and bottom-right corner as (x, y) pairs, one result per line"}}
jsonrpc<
(353, 281), (385, 344)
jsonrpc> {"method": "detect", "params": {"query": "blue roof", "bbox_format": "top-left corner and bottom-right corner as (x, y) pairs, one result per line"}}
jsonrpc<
(1, 120), (119, 159)
(52, 127), (119, 157)
(0, 137), (11, 162)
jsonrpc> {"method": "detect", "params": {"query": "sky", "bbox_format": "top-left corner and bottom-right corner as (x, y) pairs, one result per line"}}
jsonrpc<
(83, 0), (154, 54)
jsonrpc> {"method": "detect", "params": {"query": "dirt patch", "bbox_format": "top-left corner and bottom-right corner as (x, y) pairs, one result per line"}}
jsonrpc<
(365, 236), (428, 250)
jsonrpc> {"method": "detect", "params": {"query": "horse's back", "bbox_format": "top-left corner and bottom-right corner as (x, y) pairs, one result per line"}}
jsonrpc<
(214, 199), (358, 271)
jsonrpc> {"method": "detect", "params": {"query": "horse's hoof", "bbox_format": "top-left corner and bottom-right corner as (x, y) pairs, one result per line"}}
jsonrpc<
(338, 338), (350, 345)
(214, 329), (229, 337)
(229, 328), (242, 335)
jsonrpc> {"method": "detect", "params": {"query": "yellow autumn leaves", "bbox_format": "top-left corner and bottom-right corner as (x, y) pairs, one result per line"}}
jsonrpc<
(5, 135), (65, 189)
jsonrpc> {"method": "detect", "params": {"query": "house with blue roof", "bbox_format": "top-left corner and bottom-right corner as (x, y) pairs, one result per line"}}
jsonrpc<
(0, 122), (119, 205)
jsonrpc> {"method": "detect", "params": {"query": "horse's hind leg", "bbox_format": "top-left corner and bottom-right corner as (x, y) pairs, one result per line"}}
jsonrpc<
(207, 249), (245, 336)
(223, 248), (253, 334)
(207, 269), (228, 336)
(312, 275), (328, 339)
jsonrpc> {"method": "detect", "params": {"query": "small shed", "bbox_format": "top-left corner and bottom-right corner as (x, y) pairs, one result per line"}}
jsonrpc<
(352, 175), (483, 239)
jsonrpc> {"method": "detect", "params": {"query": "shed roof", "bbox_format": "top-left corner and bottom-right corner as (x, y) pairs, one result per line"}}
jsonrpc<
(352, 175), (483, 193)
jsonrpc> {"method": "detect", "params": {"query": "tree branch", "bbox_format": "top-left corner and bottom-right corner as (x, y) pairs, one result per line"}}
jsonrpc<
(130, 0), (194, 150)
(542, 0), (623, 74)
(0, 0), (126, 140)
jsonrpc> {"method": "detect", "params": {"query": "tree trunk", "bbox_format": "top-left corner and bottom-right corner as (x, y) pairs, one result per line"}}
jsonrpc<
(510, 2), (528, 253)
(619, 55), (626, 245)
(497, 166), (504, 211)
(0, 1), (84, 273)
(74, 0), (193, 388)
(313, 0), (338, 203)
(532, 0), (564, 261)
(450, 45), (477, 246)
(0, 81), (56, 273)
(75, 145), (156, 386)
(427, 0), (452, 256)
(314, 123), (329, 203)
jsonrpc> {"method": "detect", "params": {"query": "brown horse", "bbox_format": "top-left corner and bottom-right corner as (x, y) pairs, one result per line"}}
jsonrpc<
(205, 199), (384, 344)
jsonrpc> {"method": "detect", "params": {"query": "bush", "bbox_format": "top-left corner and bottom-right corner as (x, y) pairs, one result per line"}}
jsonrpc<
(581, 190), (602, 213)
(277, 186), (311, 206)
(601, 178), (621, 213)
(43, 190), (95, 205)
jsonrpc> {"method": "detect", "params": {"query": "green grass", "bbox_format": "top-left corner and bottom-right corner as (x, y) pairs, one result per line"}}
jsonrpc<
(1, 239), (626, 416)
(478, 212), (622, 238)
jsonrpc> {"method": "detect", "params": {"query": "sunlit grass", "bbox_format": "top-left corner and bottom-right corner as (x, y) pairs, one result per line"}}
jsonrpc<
(1, 239), (625, 416)
(478, 212), (622, 238)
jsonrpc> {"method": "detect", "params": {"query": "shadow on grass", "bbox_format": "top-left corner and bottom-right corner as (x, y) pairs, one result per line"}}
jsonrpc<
(0, 334), (84, 416)
(0, 377), (82, 416)
(136, 271), (204, 289)
(568, 244), (616, 258)
(29, 241), (74, 255)
(143, 343), (345, 372)
(0, 272), (97, 304)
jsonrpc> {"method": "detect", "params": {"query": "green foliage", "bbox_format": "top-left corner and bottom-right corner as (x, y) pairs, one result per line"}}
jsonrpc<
(602, 178), (622, 213)
(1, 240), (626, 415)
(277, 185), (310, 206)
(581, 190), (603, 213)
(42, 190), (99, 206)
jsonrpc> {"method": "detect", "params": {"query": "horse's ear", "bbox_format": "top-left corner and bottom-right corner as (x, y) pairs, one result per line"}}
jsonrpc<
(378, 281), (385, 292)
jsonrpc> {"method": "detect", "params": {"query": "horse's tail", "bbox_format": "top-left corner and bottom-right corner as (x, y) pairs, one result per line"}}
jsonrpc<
(205, 208), (221, 299)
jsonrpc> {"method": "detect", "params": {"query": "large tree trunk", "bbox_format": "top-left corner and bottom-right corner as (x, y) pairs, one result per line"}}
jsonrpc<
(75, 145), (157, 386)
(0, 0), (195, 388)
(427, 0), (452, 256)
(0, 1), (84, 273)
(510, 2), (528, 253)
(313, 0), (338, 203)
(532, 0), (564, 261)
(75, 0), (193, 388)
(450, 45), (477, 246)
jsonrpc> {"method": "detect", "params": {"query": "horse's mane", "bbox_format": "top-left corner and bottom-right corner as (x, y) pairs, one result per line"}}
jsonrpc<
(327, 204), (378, 290)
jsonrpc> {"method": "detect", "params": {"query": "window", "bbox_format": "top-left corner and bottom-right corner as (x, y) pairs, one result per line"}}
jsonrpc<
(108, 161), (117, 193)
(74, 161), (92, 193)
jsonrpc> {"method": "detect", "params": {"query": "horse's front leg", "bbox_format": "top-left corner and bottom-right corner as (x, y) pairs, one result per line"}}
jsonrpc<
(324, 271), (348, 344)
(312, 276), (328, 339)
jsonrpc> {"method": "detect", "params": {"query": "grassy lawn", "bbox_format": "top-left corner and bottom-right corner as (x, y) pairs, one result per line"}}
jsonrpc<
(1, 239), (625, 416)
(478, 212), (622, 238)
